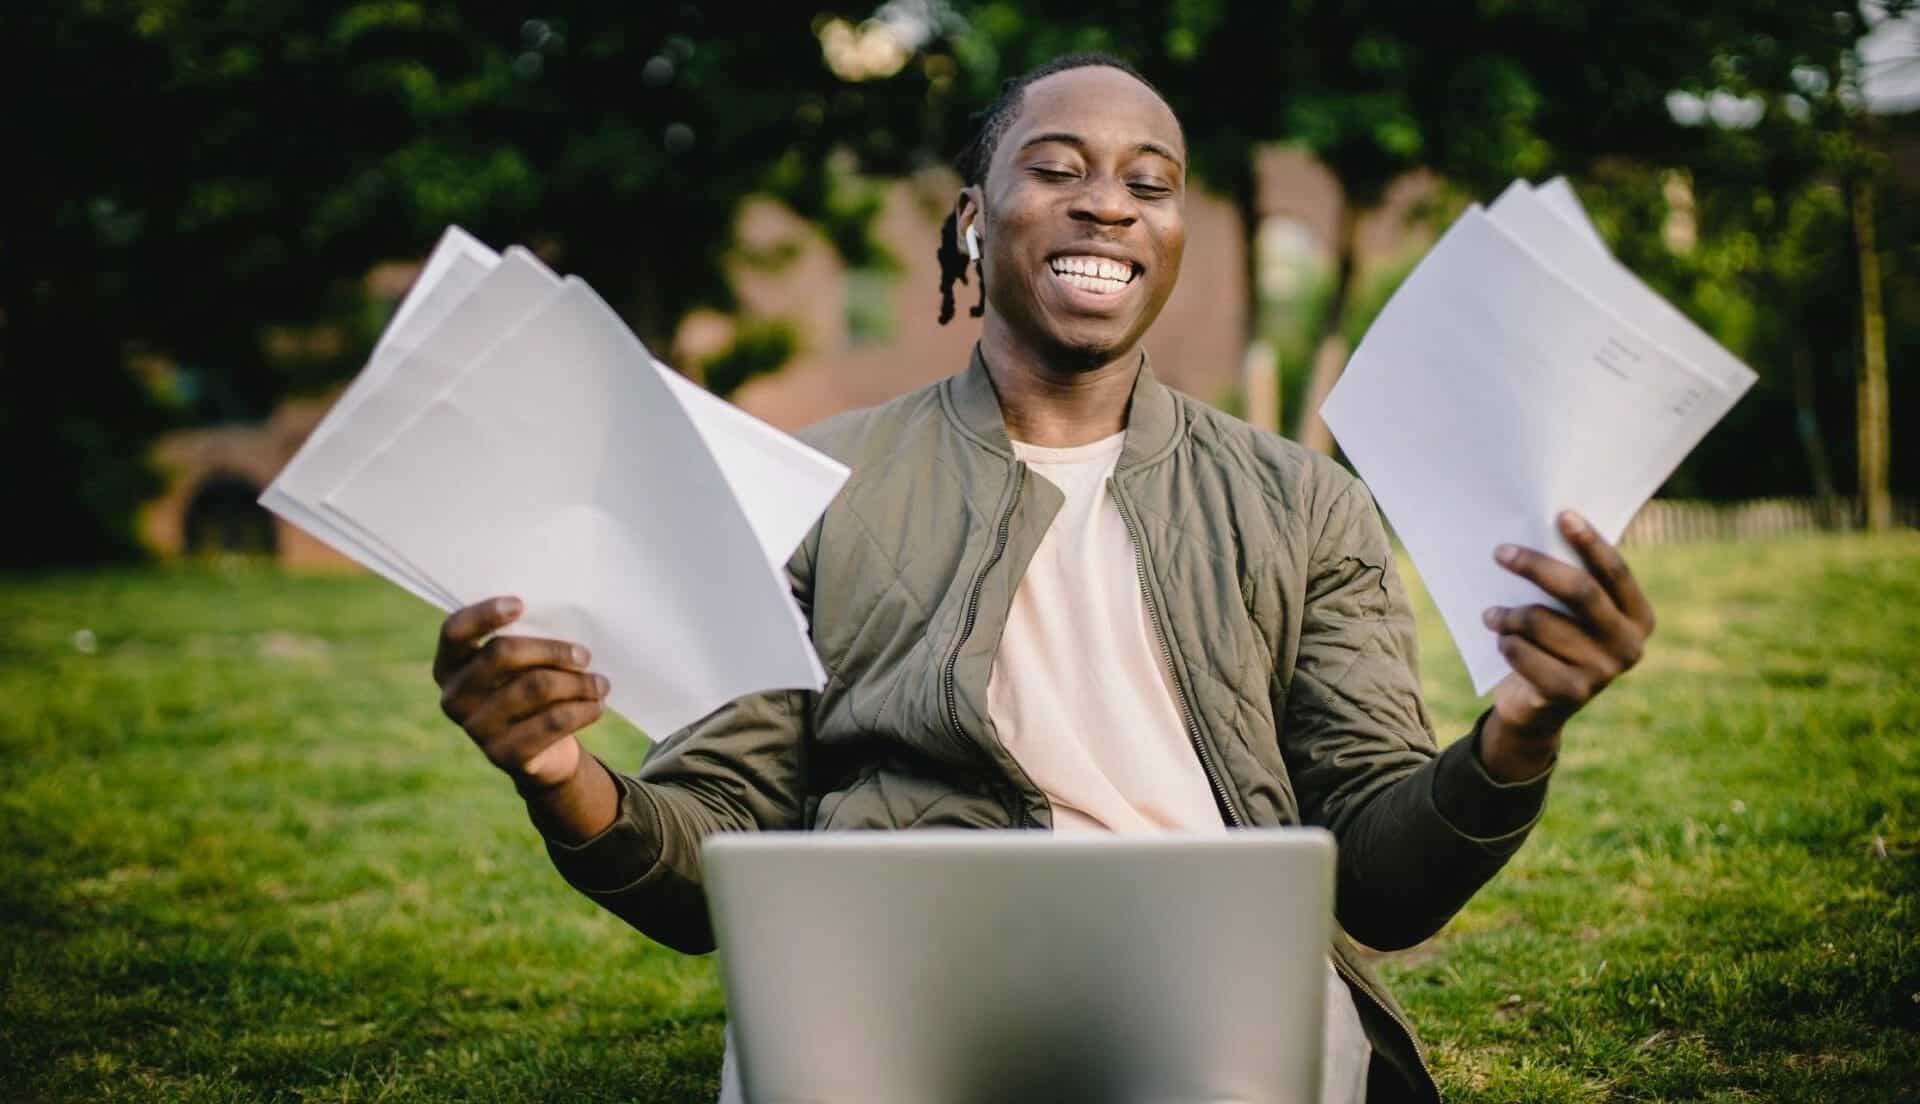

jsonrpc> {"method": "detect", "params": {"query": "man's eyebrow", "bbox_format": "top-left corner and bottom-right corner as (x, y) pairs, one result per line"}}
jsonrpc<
(1017, 131), (1186, 169)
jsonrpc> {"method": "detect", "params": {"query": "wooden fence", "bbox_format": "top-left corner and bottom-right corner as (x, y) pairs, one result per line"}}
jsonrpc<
(1620, 497), (1919, 546)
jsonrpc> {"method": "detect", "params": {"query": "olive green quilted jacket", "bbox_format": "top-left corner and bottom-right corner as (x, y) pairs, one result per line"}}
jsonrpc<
(543, 348), (1555, 1102)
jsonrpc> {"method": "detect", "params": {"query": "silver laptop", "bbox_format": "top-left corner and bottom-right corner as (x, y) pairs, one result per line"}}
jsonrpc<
(703, 829), (1337, 1104)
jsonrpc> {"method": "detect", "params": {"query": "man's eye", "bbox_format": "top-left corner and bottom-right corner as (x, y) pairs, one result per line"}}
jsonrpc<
(1129, 181), (1174, 199)
(1029, 166), (1078, 181)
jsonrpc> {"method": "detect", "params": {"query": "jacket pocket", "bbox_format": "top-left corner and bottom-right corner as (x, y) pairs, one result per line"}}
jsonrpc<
(812, 767), (1009, 830)
(809, 766), (873, 830)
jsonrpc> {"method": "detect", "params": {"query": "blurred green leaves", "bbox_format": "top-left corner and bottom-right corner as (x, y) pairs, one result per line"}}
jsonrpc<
(3, 1), (1912, 567)
(701, 319), (800, 400)
(0, 3), (923, 566)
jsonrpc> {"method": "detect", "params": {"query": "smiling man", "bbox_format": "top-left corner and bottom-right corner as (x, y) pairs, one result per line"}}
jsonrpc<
(430, 54), (1656, 1102)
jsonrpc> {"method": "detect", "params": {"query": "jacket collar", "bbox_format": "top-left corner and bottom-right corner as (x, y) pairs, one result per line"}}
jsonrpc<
(943, 343), (1184, 472)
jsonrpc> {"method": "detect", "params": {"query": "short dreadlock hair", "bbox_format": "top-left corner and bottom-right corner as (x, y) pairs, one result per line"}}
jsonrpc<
(936, 52), (1167, 324)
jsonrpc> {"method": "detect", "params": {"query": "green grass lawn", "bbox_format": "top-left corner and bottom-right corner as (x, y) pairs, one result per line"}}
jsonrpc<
(2, 534), (1916, 1102)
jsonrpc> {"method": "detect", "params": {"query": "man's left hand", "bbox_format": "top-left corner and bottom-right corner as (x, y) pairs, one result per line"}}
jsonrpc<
(1477, 509), (1656, 782)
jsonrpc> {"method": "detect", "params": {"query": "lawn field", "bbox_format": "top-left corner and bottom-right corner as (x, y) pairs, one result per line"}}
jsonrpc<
(2, 534), (1916, 1102)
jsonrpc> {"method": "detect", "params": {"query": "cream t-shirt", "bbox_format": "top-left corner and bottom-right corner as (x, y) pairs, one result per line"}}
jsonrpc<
(986, 431), (1371, 1103)
(987, 433), (1221, 832)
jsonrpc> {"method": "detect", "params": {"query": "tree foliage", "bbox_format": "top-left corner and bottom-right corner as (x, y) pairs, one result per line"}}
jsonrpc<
(2, 2), (1910, 567)
(857, 0), (1910, 498)
(2, 2), (910, 566)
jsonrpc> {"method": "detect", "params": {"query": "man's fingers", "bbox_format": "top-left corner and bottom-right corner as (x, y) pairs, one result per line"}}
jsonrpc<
(460, 667), (609, 735)
(483, 700), (606, 774)
(1496, 633), (1596, 709)
(441, 634), (593, 705)
(1556, 511), (1656, 634)
(434, 597), (524, 682)
(1482, 603), (1621, 680)
(438, 636), (593, 723)
(499, 667), (609, 723)
(441, 596), (525, 648)
(1494, 541), (1632, 640)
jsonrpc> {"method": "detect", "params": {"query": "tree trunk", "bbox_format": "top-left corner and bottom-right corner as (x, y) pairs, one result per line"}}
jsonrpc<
(1789, 342), (1838, 509)
(1233, 170), (1280, 433)
(1851, 175), (1892, 533)
(1243, 340), (1279, 433)
(1297, 200), (1359, 455)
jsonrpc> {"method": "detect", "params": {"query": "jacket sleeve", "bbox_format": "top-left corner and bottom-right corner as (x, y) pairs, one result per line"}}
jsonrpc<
(535, 532), (819, 955)
(1280, 473), (1554, 951)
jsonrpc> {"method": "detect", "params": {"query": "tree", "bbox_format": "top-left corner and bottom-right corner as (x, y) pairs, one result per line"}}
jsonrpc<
(839, 1), (1906, 503)
(851, 1), (1782, 441)
(1583, 0), (1913, 508)
(2, 2), (907, 567)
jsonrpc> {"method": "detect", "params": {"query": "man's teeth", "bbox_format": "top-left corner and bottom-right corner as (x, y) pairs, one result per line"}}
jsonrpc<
(1049, 255), (1135, 293)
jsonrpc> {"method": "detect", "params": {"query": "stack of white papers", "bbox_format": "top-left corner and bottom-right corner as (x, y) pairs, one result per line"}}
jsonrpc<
(262, 228), (850, 736)
(1321, 179), (1755, 694)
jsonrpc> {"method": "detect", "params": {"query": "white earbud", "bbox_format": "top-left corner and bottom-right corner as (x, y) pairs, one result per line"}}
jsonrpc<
(965, 224), (980, 263)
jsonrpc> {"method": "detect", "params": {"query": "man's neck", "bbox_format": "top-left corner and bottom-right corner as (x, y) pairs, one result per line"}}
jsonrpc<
(978, 319), (1140, 448)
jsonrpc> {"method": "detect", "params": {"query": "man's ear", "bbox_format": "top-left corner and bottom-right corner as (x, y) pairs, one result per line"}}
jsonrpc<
(954, 186), (982, 245)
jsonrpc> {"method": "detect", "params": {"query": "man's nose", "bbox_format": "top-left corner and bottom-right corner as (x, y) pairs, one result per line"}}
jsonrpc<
(1068, 176), (1137, 227)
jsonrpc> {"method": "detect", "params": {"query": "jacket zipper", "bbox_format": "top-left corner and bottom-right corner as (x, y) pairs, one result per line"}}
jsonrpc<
(1111, 479), (1429, 1089)
(944, 462), (1029, 809)
(1111, 481), (1246, 829)
(1331, 950), (1434, 1089)
(942, 453), (1432, 1092)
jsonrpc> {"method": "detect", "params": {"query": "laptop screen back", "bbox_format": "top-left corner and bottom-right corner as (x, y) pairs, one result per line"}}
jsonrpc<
(704, 829), (1337, 1104)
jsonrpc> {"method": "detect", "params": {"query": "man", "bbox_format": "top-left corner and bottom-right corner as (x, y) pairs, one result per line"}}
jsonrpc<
(430, 54), (1655, 1102)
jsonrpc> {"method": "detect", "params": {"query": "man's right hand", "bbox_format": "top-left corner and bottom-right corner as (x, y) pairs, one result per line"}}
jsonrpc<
(433, 596), (609, 791)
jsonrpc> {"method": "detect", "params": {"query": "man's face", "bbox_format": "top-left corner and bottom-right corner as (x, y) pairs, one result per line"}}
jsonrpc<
(964, 66), (1187, 369)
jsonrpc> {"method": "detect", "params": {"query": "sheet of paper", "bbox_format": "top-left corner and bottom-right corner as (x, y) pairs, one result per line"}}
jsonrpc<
(1535, 176), (1608, 251)
(315, 248), (567, 594)
(326, 278), (838, 736)
(385, 226), (502, 340)
(1492, 183), (1756, 394)
(656, 364), (847, 569)
(260, 227), (501, 606)
(1321, 205), (1753, 694)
